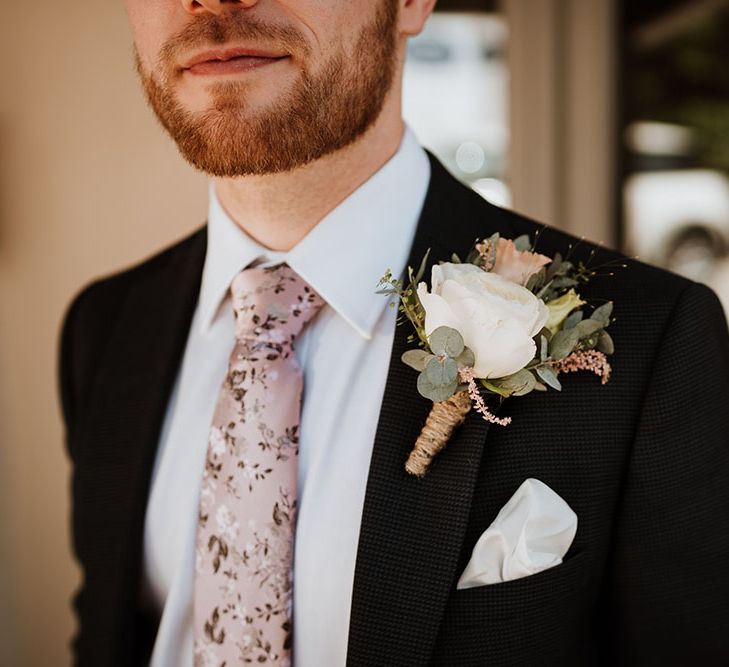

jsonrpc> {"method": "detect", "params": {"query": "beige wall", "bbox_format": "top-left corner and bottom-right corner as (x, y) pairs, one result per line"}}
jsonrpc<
(0, 2), (206, 664)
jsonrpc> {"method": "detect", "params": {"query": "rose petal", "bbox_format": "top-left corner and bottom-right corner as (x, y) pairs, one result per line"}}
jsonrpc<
(473, 320), (537, 378)
(417, 282), (462, 337)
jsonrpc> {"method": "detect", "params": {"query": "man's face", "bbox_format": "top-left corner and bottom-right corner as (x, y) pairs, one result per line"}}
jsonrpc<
(124, 0), (400, 177)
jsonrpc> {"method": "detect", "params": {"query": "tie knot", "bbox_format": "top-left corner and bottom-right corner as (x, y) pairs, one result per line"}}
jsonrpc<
(230, 263), (325, 349)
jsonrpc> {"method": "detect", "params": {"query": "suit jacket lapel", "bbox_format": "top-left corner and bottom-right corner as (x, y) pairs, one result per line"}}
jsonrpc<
(76, 227), (207, 663)
(346, 154), (517, 666)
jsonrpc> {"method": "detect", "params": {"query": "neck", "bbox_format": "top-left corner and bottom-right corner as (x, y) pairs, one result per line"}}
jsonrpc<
(212, 101), (405, 252)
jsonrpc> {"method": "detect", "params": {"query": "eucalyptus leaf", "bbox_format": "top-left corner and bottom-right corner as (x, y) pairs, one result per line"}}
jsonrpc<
(490, 369), (536, 397)
(425, 355), (458, 386)
(591, 301), (613, 327)
(526, 268), (546, 292)
(546, 252), (562, 281)
(455, 347), (476, 369)
(551, 276), (578, 289)
(563, 310), (584, 329)
(511, 370), (538, 397)
(540, 335), (548, 362)
(536, 365), (562, 391)
(451, 253), (462, 263)
(534, 381), (548, 391)
(554, 260), (574, 276)
(549, 328), (580, 360)
(429, 326), (465, 357)
(401, 349), (432, 372)
(417, 371), (458, 402)
(481, 379), (512, 398)
(513, 234), (532, 252)
(574, 318), (604, 339)
(597, 330), (615, 354)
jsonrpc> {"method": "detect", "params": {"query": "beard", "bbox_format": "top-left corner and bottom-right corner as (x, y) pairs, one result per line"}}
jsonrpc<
(134, 2), (399, 177)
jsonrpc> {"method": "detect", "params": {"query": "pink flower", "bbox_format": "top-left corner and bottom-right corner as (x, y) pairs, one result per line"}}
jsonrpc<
(490, 238), (551, 286)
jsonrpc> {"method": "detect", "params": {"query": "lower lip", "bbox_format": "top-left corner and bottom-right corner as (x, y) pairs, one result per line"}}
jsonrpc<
(186, 55), (288, 76)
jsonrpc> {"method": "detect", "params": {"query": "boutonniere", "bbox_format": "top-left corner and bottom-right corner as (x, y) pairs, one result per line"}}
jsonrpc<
(377, 232), (618, 478)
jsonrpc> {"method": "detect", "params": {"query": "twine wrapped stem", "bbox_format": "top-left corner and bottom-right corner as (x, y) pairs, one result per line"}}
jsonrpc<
(405, 390), (472, 477)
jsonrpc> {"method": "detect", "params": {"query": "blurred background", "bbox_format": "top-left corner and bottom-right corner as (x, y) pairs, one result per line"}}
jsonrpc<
(1, 0), (728, 664)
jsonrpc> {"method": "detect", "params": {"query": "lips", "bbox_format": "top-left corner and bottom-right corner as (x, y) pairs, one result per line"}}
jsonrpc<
(182, 47), (288, 75)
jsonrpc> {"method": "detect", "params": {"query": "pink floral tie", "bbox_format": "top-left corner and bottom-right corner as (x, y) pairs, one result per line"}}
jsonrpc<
(193, 262), (324, 666)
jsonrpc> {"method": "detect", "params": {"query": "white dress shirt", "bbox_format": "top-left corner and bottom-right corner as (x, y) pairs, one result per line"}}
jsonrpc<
(141, 125), (431, 666)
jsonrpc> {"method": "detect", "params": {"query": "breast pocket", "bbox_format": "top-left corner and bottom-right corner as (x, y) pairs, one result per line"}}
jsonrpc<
(446, 549), (589, 623)
(431, 551), (592, 665)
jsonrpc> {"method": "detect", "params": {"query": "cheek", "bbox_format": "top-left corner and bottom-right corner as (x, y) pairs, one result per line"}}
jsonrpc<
(124, 1), (186, 72)
(279, 0), (371, 61)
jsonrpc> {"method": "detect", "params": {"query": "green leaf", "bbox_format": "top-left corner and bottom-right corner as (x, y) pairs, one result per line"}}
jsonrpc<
(425, 355), (458, 386)
(428, 326), (465, 357)
(413, 248), (431, 284)
(481, 379), (512, 398)
(455, 347), (476, 369)
(489, 369), (536, 397)
(563, 310), (584, 329)
(540, 335), (548, 362)
(549, 328), (580, 360)
(401, 349), (432, 372)
(512, 371), (538, 396)
(536, 326), (553, 341)
(513, 234), (532, 252)
(546, 252), (563, 281)
(551, 276), (578, 289)
(526, 267), (547, 292)
(451, 253), (462, 263)
(574, 318), (604, 338)
(591, 301), (613, 327)
(597, 330), (615, 355)
(557, 260), (574, 275)
(536, 365), (562, 391)
(417, 371), (458, 402)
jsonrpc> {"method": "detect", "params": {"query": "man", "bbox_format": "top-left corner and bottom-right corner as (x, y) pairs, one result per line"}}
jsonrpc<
(58, 0), (729, 665)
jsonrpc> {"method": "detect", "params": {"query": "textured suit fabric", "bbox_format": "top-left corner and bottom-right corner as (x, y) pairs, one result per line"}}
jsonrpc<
(58, 153), (729, 666)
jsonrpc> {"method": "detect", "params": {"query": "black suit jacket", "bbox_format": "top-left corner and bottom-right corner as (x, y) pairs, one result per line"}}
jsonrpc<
(59, 153), (729, 666)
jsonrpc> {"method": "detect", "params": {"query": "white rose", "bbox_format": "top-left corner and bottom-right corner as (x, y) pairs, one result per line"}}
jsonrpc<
(416, 263), (549, 379)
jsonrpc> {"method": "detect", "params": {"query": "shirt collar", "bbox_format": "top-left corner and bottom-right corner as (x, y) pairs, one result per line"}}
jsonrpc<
(197, 124), (431, 339)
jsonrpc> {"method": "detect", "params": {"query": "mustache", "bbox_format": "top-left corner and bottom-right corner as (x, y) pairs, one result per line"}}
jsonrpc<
(156, 13), (310, 73)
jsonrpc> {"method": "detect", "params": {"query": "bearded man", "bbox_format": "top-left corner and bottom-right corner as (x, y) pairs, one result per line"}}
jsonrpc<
(58, 1), (729, 665)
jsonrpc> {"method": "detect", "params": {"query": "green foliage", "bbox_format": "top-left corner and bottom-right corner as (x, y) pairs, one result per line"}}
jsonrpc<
(417, 371), (458, 402)
(429, 326), (464, 357)
(536, 365), (562, 391)
(379, 234), (619, 405)
(483, 368), (537, 398)
(513, 234), (532, 252)
(376, 248), (432, 347)
(401, 349), (432, 372)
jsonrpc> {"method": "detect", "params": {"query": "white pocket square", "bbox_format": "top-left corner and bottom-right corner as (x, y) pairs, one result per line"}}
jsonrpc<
(456, 478), (577, 589)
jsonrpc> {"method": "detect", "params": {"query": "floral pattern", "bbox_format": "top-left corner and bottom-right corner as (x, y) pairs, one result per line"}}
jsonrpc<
(193, 263), (324, 666)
